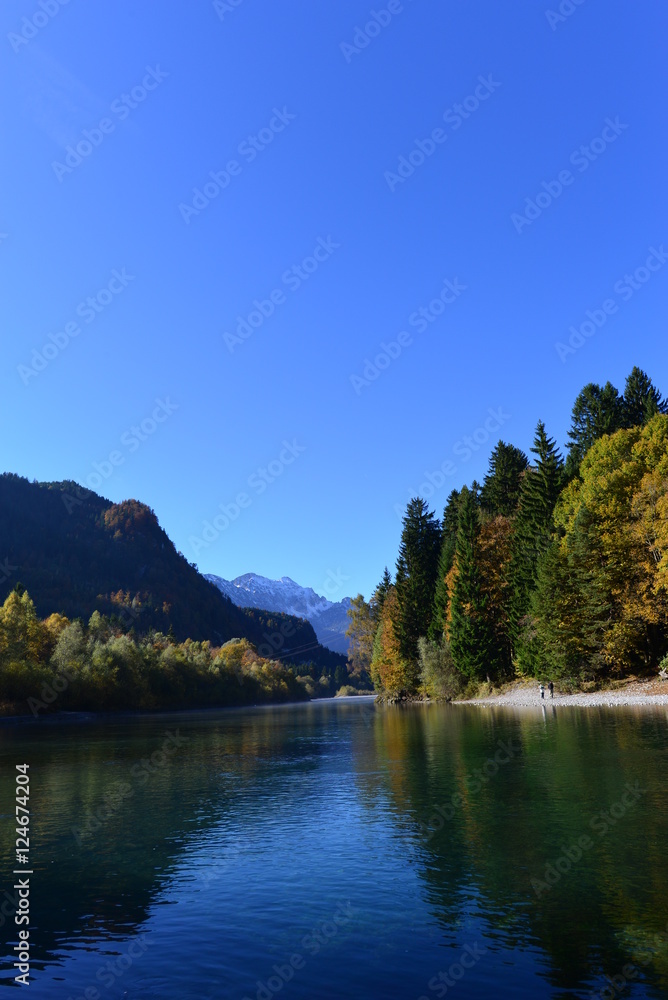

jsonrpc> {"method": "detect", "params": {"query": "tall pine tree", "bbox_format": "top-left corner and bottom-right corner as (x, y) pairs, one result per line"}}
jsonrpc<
(529, 505), (611, 680)
(395, 498), (442, 672)
(448, 486), (495, 681)
(622, 366), (668, 428)
(480, 441), (528, 517)
(508, 421), (564, 654)
(565, 381), (624, 478)
(428, 491), (460, 640)
(374, 567), (392, 616)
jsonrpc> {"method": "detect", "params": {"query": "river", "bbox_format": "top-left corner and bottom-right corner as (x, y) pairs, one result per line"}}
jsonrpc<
(1, 697), (667, 998)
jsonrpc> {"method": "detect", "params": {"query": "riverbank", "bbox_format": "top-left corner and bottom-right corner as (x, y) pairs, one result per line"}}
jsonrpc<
(461, 677), (668, 708)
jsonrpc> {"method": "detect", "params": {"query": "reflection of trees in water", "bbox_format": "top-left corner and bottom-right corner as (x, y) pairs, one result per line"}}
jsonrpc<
(0, 707), (334, 972)
(3, 701), (667, 994)
(359, 703), (668, 995)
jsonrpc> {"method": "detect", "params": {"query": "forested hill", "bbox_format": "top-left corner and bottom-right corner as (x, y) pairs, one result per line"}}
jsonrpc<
(346, 366), (668, 698)
(0, 474), (343, 671)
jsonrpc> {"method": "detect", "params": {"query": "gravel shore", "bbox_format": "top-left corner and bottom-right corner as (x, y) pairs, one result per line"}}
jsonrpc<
(461, 679), (668, 709)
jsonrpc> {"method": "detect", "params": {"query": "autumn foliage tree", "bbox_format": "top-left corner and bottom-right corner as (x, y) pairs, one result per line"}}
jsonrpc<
(370, 586), (411, 696)
(368, 367), (668, 698)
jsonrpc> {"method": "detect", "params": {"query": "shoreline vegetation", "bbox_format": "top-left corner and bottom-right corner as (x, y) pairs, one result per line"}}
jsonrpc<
(347, 367), (668, 704)
(3, 367), (666, 721)
(0, 588), (371, 719)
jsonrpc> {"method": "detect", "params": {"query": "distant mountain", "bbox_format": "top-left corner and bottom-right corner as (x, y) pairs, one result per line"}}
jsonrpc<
(0, 474), (344, 671)
(206, 573), (353, 655)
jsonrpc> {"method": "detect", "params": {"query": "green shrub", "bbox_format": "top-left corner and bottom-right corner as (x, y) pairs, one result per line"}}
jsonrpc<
(418, 637), (464, 701)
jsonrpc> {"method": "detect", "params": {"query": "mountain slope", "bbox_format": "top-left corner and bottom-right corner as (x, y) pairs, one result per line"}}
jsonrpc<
(206, 573), (352, 655)
(0, 474), (344, 669)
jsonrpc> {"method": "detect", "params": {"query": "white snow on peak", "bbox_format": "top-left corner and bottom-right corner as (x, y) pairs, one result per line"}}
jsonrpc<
(205, 571), (353, 655)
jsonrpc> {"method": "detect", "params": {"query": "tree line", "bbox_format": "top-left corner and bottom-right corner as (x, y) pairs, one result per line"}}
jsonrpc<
(347, 367), (668, 698)
(0, 474), (346, 677)
(0, 587), (363, 715)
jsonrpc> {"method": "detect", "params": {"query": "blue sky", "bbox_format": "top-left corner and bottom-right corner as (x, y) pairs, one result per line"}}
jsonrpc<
(1, 0), (666, 601)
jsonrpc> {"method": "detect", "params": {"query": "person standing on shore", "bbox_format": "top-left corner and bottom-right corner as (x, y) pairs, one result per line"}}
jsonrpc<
(540, 684), (545, 699)
(548, 681), (554, 699)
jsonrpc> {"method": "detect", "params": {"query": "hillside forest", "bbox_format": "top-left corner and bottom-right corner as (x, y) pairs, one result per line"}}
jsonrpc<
(346, 368), (668, 699)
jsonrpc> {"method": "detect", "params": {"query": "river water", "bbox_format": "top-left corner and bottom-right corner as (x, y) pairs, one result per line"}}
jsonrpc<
(1, 697), (667, 998)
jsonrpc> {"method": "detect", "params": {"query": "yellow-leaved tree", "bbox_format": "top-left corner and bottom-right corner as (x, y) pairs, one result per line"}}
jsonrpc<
(370, 586), (411, 696)
(553, 414), (668, 671)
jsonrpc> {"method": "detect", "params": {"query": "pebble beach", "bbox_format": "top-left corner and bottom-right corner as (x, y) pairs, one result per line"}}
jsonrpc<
(463, 679), (668, 708)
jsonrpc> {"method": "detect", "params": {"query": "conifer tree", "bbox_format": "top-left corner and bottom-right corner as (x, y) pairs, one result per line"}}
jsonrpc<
(395, 498), (441, 667)
(622, 366), (668, 428)
(565, 381), (624, 478)
(529, 507), (611, 679)
(374, 567), (392, 616)
(508, 421), (564, 652)
(480, 441), (528, 516)
(428, 491), (460, 640)
(449, 486), (495, 681)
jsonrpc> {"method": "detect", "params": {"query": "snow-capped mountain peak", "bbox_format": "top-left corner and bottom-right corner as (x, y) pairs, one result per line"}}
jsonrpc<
(205, 572), (352, 655)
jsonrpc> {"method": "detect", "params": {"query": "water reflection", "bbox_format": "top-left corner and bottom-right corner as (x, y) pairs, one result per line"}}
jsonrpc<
(364, 702), (668, 995)
(0, 700), (666, 998)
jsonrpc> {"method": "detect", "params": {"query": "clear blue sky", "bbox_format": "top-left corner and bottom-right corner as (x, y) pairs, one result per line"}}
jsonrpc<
(1, 0), (666, 601)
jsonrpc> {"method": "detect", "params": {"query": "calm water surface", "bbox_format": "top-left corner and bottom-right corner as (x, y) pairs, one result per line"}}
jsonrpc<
(1, 697), (667, 999)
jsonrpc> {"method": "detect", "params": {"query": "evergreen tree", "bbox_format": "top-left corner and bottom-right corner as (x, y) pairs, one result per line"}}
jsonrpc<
(529, 507), (611, 680)
(508, 421), (564, 651)
(480, 441), (529, 517)
(395, 498), (442, 666)
(449, 487), (495, 681)
(622, 366), (668, 428)
(478, 514), (515, 678)
(565, 381), (624, 478)
(428, 491), (461, 641)
(374, 567), (392, 616)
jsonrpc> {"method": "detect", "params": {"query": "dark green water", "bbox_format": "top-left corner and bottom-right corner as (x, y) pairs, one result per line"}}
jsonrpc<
(1, 697), (667, 999)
